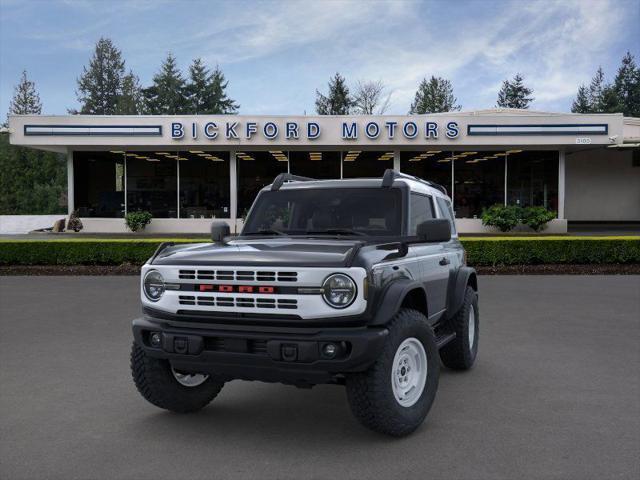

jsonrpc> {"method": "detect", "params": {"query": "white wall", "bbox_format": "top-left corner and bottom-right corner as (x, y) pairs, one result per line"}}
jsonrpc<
(0, 215), (67, 234)
(565, 149), (640, 221)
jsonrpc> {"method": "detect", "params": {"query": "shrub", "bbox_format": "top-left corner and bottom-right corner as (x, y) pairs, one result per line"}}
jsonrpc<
(0, 237), (638, 267)
(521, 206), (556, 232)
(125, 211), (153, 232)
(481, 205), (520, 232)
(66, 210), (83, 232)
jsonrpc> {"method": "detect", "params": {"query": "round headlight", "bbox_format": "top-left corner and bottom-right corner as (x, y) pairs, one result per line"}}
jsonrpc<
(322, 273), (356, 309)
(143, 270), (165, 302)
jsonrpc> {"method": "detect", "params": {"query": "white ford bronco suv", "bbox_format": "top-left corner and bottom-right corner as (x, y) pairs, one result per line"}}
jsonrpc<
(131, 169), (479, 436)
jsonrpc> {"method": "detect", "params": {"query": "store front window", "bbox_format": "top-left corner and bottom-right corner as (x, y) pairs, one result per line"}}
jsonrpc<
(453, 151), (505, 218)
(400, 150), (453, 193)
(342, 150), (393, 178)
(507, 150), (558, 212)
(178, 151), (230, 218)
(237, 150), (288, 216)
(126, 152), (177, 218)
(73, 151), (125, 217)
(289, 151), (341, 179)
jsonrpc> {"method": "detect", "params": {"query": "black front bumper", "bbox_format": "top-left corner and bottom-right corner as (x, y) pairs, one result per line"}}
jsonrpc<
(132, 316), (388, 385)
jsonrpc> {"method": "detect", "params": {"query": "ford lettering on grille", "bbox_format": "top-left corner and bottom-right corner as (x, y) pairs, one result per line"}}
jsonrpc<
(198, 284), (277, 294)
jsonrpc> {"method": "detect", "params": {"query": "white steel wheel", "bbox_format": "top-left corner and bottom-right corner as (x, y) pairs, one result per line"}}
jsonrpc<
(391, 337), (428, 407)
(171, 367), (209, 387)
(468, 304), (476, 351)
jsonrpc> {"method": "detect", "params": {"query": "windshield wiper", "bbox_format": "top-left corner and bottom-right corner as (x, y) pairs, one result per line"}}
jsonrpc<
(244, 229), (287, 236)
(305, 228), (366, 236)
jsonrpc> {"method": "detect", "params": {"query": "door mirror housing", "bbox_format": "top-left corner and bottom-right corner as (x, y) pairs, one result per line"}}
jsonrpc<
(416, 219), (452, 243)
(210, 221), (230, 243)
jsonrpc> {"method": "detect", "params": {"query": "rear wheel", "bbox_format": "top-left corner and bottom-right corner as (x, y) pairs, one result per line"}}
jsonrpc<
(345, 308), (440, 436)
(440, 286), (479, 370)
(130, 342), (224, 413)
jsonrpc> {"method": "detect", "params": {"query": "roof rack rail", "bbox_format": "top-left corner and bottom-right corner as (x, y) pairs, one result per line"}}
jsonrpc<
(271, 173), (316, 191)
(381, 169), (448, 195)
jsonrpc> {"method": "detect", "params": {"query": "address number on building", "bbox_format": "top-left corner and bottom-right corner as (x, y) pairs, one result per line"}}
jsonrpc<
(576, 137), (592, 144)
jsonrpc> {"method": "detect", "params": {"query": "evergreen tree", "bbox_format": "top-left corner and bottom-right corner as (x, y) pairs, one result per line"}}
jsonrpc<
(116, 71), (144, 114)
(143, 53), (188, 114)
(587, 66), (607, 111)
(496, 73), (534, 109)
(8, 70), (42, 116)
(207, 65), (239, 114)
(571, 85), (591, 113)
(75, 37), (126, 114)
(315, 73), (353, 115)
(409, 76), (460, 114)
(185, 59), (239, 114)
(613, 51), (640, 117)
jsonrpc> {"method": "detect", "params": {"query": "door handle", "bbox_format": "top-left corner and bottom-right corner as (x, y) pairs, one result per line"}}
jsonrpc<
(439, 257), (450, 266)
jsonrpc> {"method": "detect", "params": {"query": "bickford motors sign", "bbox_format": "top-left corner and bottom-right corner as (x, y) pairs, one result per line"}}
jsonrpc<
(171, 119), (461, 141)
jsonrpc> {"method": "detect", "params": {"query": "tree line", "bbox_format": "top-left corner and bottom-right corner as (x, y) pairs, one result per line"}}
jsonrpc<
(1, 37), (638, 216)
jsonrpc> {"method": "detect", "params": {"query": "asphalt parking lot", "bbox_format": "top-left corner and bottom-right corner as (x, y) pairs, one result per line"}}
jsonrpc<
(1, 275), (639, 480)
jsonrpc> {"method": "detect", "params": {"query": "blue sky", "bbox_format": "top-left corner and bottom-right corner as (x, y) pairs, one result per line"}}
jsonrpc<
(1, 0), (638, 117)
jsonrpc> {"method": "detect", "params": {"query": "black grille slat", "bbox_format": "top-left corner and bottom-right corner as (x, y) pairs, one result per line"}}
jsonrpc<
(178, 295), (196, 305)
(179, 270), (196, 280)
(216, 271), (234, 280)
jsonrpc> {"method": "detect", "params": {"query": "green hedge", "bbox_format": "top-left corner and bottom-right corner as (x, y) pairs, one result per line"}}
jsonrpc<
(0, 237), (639, 266)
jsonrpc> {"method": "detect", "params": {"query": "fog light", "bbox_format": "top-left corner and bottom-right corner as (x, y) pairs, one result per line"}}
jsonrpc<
(323, 343), (337, 358)
(150, 332), (162, 348)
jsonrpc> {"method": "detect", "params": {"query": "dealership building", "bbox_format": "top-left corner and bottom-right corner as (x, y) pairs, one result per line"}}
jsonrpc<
(7, 109), (640, 233)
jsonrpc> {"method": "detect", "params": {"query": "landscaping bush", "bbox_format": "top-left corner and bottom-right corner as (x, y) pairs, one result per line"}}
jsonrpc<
(125, 211), (153, 232)
(0, 237), (638, 267)
(481, 204), (556, 232)
(481, 205), (521, 232)
(521, 206), (556, 232)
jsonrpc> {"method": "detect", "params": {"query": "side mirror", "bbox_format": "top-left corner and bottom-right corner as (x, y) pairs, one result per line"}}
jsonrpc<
(210, 221), (230, 243)
(417, 219), (451, 243)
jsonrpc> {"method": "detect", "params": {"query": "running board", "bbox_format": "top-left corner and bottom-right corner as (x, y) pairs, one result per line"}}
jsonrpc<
(435, 332), (456, 348)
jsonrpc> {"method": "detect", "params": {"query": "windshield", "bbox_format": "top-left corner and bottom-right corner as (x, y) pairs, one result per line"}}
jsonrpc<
(242, 187), (402, 237)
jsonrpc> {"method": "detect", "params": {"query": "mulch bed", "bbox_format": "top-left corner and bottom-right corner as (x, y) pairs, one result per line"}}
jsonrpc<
(1, 264), (639, 276)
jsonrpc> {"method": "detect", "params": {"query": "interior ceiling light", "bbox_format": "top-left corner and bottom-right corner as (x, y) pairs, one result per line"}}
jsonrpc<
(155, 152), (170, 155)
(437, 159), (451, 163)
(146, 158), (160, 162)
(135, 156), (149, 159)
(125, 153), (137, 157)
(495, 153), (507, 156)
(110, 150), (125, 154)
(427, 150), (442, 154)
(507, 150), (523, 154)
(189, 150), (204, 154)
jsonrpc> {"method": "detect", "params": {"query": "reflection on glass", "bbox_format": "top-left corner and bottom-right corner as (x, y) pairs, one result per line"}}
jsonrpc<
(126, 152), (177, 218)
(400, 151), (452, 194)
(73, 151), (125, 217)
(342, 151), (393, 178)
(507, 150), (558, 212)
(178, 151), (230, 218)
(237, 151), (288, 216)
(289, 151), (340, 179)
(453, 151), (505, 218)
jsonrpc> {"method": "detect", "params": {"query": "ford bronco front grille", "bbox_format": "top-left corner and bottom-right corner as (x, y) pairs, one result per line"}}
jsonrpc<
(178, 295), (298, 310)
(178, 269), (298, 282)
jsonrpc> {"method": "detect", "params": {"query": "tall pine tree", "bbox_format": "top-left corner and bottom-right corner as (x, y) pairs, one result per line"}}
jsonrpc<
(315, 73), (353, 115)
(185, 59), (239, 114)
(496, 74), (534, 109)
(75, 38), (126, 114)
(1, 72), (66, 215)
(571, 85), (591, 113)
(8, 70), (42, 117)
(613, 51), (640, 117)
(143, 53), (188, 114)
(409, 76), (460, 114)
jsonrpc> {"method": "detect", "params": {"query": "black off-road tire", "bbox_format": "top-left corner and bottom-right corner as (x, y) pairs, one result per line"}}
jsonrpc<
(130, 342), (224, 413)
(345, 308), (440, 437)
(439, 286), (479, 370)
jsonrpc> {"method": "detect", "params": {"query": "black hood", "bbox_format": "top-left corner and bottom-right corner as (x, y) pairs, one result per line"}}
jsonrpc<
(152, 238), (363, 267)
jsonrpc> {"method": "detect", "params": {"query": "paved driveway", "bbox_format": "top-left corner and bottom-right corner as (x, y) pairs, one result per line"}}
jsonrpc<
(1, 276), (638, 480)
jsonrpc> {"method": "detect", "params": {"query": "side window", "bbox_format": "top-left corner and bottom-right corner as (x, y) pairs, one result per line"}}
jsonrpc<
(436, 197), (457, 234)
(409, 193), (435, 235)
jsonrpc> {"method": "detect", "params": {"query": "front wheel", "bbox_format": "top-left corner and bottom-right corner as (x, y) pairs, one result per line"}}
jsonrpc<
(345, 308), (440, 436)
(130, 342), (224, 413)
